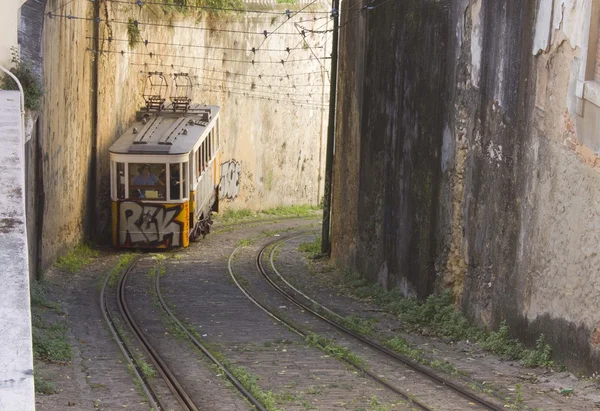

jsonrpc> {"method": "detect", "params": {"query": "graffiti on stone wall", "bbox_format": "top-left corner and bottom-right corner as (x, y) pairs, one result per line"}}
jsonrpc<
(118, 201), (186, 247)
(219, 160), (242, 200)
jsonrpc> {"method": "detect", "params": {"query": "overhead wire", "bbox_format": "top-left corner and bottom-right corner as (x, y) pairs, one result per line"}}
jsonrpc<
(255, 0), (319, 50)
(128, 61), (327, 80)
(86, 36), (324, 53)
(194, 84), (327, 109)
(48, 0), (387, 110)
(93, 48), (325, 64)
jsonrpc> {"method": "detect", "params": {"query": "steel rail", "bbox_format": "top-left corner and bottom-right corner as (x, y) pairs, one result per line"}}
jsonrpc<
(100, 256), (163, 411)
(263, 237), (504, 411)
(117, 260), (200, 411)
(228, 237), (433, 411)
(154, 265), (269, 411)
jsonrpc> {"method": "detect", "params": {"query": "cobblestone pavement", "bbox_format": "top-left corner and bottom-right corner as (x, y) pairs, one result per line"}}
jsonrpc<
(161, 219), (410, 410)
(273, 233), (600, 411)
(33, 217), (600, 411)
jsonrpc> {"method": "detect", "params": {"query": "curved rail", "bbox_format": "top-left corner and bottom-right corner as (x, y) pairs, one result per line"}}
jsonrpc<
(263, 236), (504, 411)
(155, 266), (269, 411)
(117, 258), (200, 411)
(228, 239), (433, 411)
(100, 256), (163, 411)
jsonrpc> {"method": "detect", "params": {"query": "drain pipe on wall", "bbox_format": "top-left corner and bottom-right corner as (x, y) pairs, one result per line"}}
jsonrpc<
(321, 0), (340, 256)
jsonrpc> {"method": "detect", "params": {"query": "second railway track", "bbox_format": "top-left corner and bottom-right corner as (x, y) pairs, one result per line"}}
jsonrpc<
(227, 232), (506, 411)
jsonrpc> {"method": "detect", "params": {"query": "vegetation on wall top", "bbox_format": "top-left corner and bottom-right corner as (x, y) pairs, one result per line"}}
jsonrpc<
(0, 48), (43, 111)
(154, 0), (244, 15)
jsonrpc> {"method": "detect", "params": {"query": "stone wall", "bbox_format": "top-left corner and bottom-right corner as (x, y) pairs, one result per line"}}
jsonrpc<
(38, 0), (330, 267)
(332, 0), (600, 372)
(332, 0), (448, 296)
(41, 0), (94, 270)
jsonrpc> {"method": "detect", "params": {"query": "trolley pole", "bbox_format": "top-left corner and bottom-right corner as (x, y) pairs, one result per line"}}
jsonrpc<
(321, 0), (340, 255)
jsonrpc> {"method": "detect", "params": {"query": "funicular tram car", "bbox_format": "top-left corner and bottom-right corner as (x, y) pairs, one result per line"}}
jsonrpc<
(109, 74), (221, 248)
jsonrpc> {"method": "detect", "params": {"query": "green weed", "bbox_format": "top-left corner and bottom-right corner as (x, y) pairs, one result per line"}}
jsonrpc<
(30, 282), (72, 363)
(339, 270), (554, 368)
(520, 334), (553, 368)
(238, 238), (254, 247)
(108, 253), (136, 286)
(34, 373), (57, 395)
(383, 337), (422, 360)
(305, 332), (362, 366)
(341, 315), (376, 336)
(127, 17), (141, 47)
(209, 354), (278, 411)
(30, 282), (62, 313)
(298, 236), (321, 258)
(31, 314), (72, 362)
(138, 359), (156, 380)
(55, 243), (99, 274)
(216, 205), (320, 224)
(1, 47), (43, 111)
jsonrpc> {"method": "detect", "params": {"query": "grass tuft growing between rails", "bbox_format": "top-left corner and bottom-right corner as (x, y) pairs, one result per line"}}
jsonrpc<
(55, 243), (99, 274)
(107, 253), (137, 287)
(305, 332), (363, 366)
(336, 269), (554, 368)
(208, 354), (279, 411)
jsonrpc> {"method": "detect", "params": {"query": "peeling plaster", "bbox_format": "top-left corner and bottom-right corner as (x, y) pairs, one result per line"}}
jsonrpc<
(534, 0), (587, 54)
(533, 0), (553, 54)
(470, 0), (483, 88)
(551, 0), (586, 49)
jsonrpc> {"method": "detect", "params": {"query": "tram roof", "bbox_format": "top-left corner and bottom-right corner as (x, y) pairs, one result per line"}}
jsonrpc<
(109, 103), (220, 155)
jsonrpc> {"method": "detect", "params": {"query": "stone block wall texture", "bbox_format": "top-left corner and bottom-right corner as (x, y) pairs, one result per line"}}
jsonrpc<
(331, 0), (600, 373)
(39, 0), (330, 268)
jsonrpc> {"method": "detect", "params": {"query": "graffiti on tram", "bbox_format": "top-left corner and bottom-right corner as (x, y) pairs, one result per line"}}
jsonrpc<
(117, 201), (189, 247)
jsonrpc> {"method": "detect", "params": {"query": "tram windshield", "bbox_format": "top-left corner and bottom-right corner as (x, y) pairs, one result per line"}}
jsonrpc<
(129, 163), (166, 200)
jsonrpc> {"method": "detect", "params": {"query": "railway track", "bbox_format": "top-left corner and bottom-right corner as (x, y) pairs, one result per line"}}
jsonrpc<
(228, 234), (505, 411)
(101, 254), (267, 411)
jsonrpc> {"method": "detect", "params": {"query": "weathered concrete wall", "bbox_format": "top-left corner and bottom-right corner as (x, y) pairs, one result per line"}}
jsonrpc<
(40, 0), (94, 270)
(332, 0), (600, 372)
(39, 0), (329, 266)
(332, 0), (448, 296)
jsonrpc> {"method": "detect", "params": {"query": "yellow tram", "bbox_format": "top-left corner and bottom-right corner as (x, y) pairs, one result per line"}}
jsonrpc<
(109, 102), (221, 248)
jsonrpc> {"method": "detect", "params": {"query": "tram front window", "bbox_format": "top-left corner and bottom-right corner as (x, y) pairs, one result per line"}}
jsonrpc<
(129, 163), (166, 200)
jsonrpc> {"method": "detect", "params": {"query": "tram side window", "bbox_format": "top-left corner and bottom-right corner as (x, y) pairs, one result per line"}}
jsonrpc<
(182, 162), (188, 196)
(169, 163), (182, 200)
(198, 144), (204, 175)
(207, 131), (212, 160)
(129, 163), (166, 200)
(204, 139), (209, 167)
(117, 162), (125, 199)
